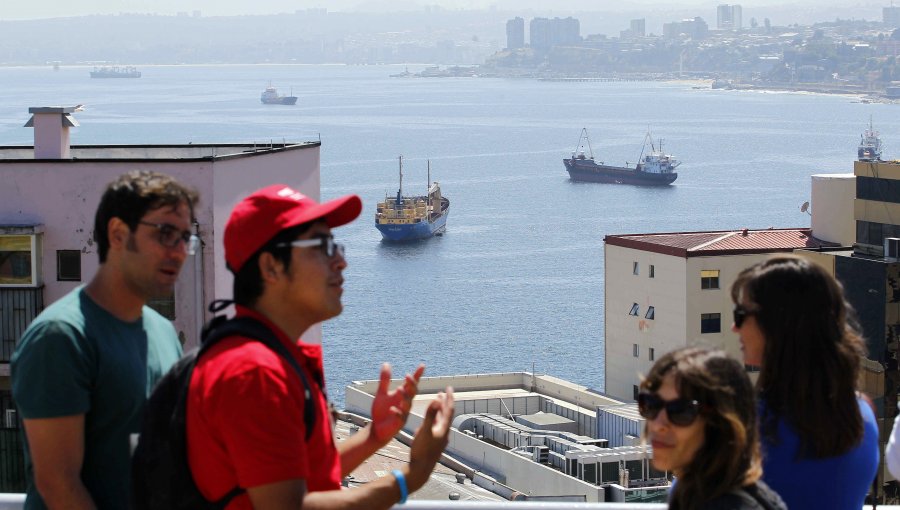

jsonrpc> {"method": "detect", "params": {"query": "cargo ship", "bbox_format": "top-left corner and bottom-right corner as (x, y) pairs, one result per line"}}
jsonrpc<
(90, 66), (141, 78)
(858, 118), (882, 161)
(260, 84), (298, 105)
(375, 157), (450, 241)
(563, 128), (680, 186)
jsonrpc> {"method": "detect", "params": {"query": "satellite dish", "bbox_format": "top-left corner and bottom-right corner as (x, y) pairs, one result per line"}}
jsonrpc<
(800, 201), (810, 214)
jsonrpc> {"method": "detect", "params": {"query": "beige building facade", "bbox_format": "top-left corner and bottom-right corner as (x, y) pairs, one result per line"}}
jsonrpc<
(603, 229), (838, 402)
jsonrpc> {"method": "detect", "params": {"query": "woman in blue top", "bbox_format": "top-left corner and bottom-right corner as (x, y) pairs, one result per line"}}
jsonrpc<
(730, 256), (879, 510)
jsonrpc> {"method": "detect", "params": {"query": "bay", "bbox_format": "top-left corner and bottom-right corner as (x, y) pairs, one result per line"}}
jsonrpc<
(0, 64), (894, 406)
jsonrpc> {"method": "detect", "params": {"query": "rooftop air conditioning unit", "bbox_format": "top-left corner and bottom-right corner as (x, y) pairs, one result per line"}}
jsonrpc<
(885, 237), (900, 260)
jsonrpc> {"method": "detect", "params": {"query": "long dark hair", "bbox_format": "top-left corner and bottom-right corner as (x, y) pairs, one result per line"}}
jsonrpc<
(641, 347), (761, 509)
(731, 255), (866, 458)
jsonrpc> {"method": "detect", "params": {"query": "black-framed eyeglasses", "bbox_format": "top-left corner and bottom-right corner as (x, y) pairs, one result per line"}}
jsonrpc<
(277, 234), (345, 259)
(733, 305), (757, 329)
(637, 392), (704, 427)
(137, 221), (199, 255)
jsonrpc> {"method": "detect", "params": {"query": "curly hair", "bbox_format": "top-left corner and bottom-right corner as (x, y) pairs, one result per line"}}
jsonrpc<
(641, 347), (761, 510)
(731, 255), (866, 459)
(93, 171), (199, 263)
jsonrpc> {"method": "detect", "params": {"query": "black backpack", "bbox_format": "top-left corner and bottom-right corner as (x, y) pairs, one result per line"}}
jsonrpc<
(132, 314), (318, 510)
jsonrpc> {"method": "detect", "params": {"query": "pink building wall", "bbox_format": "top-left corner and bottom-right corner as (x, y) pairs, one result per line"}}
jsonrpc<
(0, 144), (321, 351)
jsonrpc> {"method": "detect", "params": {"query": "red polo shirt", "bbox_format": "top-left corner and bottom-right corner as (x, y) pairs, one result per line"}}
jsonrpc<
(187, 306), (341, 509)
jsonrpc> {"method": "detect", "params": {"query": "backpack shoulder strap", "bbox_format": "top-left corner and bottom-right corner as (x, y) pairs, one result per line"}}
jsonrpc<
(201, 316), (317, 441)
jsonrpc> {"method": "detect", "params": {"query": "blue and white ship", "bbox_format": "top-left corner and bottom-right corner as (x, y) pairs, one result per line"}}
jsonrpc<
(375, 156), (450, 241)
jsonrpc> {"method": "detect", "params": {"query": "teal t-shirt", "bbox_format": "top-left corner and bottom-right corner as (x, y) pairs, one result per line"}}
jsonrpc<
(11, 286), (182, 510)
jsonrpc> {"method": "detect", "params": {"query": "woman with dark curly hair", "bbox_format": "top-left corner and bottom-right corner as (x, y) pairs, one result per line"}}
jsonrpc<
(731, 256), (879, 509)
(640, 347), (785, 509)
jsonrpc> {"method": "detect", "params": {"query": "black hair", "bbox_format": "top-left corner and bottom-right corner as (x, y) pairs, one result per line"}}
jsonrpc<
(232, 224), (312, 307)
(94, 170), (199, 263)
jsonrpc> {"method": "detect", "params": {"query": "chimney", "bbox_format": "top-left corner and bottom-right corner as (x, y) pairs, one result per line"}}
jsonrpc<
(24, 106), (80, 159)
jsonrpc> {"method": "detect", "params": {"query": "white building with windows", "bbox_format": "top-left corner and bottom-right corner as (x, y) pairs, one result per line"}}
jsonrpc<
(602, 228), (838, 402)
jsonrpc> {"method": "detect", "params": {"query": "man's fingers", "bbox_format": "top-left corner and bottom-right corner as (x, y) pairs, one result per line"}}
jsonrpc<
(376, 363), (392, 395)
(412, 364), (425, 382)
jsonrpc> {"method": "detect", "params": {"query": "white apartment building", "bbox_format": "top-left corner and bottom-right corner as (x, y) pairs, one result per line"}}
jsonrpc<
(603, 228), (838, 402)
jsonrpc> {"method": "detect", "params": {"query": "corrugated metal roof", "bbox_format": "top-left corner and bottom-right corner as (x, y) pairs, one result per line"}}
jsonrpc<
(605, 228), (840, 258)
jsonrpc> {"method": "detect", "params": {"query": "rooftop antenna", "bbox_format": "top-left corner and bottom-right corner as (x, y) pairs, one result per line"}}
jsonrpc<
(800, 201), (811, 216)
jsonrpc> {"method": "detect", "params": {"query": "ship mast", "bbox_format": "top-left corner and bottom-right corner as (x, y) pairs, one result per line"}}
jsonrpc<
(427, 159), (431, 193)
(396, 155), (403, 207)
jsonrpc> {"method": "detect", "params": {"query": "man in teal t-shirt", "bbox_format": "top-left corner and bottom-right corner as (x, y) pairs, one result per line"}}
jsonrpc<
(11, 171), (199, 510)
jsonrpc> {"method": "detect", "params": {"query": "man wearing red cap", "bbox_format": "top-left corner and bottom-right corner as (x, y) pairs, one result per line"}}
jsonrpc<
(186, 184), (454, 509)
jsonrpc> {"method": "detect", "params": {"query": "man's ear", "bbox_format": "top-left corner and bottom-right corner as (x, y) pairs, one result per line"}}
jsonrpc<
(258, 252), (284, 283)
(107, 217), (130, 253)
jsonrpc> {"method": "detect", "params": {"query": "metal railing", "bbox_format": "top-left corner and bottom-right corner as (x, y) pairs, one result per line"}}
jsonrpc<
(0, 493), (895, 509)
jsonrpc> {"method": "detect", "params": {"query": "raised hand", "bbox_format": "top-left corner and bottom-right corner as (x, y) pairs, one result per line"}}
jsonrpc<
(406, 388), (455, 492)
(370, 363), (425, 443)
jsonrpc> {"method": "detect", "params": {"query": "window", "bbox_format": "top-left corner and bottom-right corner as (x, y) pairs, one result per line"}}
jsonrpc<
(701, 313), (722, 333)
(0, 234), (41, 287)
(633, 343), (639, 357)
(633, 384), (639, 401)
(649, 265), (655, 278)
(649, 347), (655, 361)
(645, 306), (655, 320)
(56, 250), (81, 281)
(628, 303), (640, 316)
(701, 269), (720, 290)
(633, 262), (639, 275)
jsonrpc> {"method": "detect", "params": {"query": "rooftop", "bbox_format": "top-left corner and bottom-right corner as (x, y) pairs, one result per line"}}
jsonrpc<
(0, 142), (319, 162)
(605, 228), (840, 258)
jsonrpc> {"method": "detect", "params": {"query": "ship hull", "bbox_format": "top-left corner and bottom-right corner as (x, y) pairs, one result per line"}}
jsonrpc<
(564, 158), (677, 185)
(90, 72), (141, 78)
(376, 199), (449, 242)
(261, 96), (298, 105)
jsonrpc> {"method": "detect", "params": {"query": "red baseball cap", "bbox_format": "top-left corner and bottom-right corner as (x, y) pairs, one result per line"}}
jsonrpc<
(224, 184), (362, 273)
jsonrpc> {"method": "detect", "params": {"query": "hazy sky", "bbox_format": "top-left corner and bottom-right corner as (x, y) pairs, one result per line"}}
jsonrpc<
(1, 0), (884, 20)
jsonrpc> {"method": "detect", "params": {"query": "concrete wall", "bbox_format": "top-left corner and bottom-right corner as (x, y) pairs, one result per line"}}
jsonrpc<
(811, 173), (855, 246)
(347, 372), (531, 400)
(0, 160), (214, 346)
(605, 244), (782, 401)
(604, 244), (686, 402)
(210, 145), (321, 343)
(684, 254), (769, 360)
(0, 143), (321, 349)
(447, 429), (605, 502)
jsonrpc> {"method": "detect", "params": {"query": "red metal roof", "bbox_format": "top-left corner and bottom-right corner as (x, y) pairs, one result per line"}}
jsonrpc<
(604, 228), (840, 258)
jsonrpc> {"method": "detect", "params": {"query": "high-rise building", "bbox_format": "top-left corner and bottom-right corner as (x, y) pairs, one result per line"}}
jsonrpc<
(506, 17), (525, 50)
(717, 4), (742, 30)
(732, 5), (742, 30)
(529, 17), (581, 51)
(886, 6), (900, 28)
(630, 18), (646, 38)
(662, 17), (709, 39)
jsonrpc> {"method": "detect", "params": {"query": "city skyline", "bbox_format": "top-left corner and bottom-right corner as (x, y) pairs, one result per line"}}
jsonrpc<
(0, 0), (887, 24)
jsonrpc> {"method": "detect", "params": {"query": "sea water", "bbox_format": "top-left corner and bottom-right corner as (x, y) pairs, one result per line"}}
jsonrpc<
(0, 64), (895, 406)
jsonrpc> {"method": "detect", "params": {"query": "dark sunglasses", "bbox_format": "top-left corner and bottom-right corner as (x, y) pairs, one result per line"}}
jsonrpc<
(732, 305), (757, 329)
(637, 392), (704, 427)
(137, 221), (199, 255)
